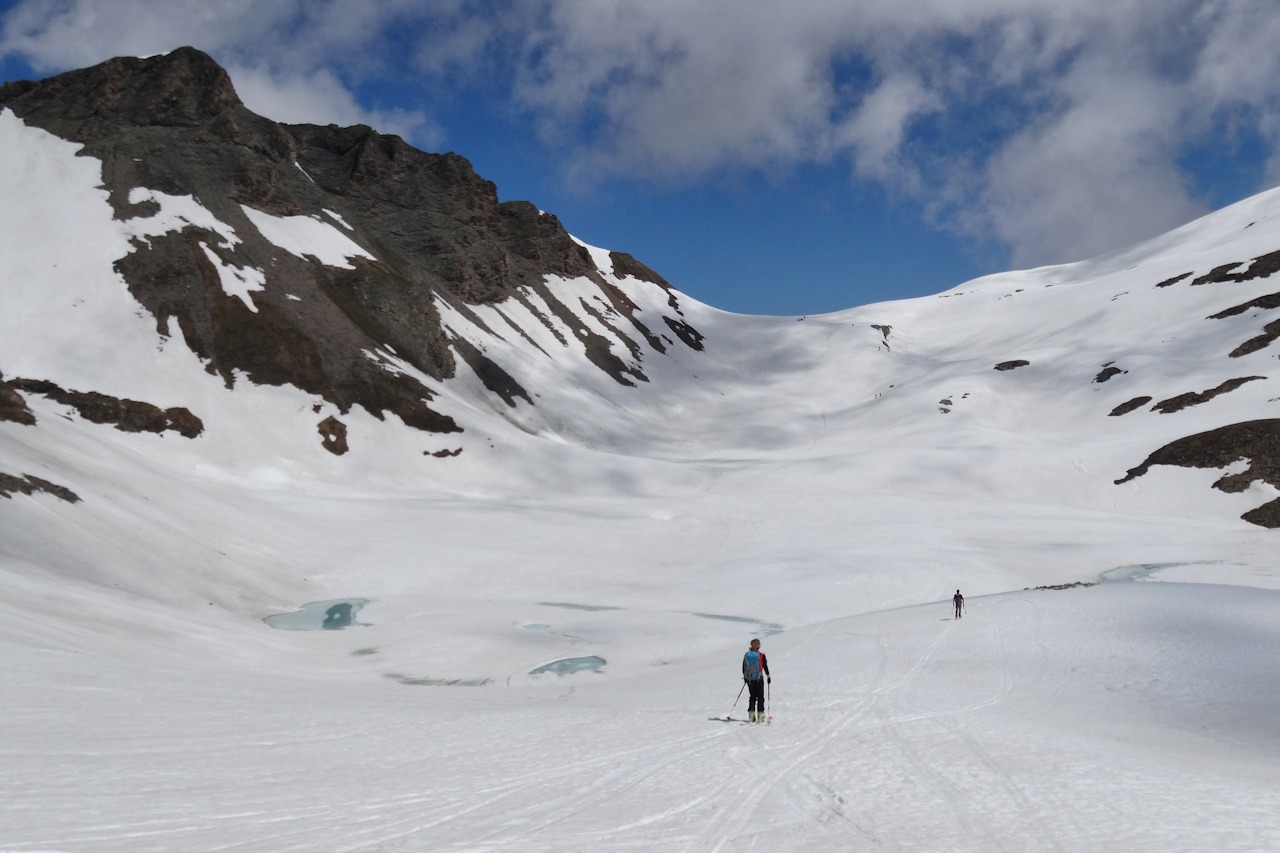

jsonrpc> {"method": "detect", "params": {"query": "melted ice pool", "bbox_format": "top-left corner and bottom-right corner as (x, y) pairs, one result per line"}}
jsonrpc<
(264, 599), (369, 631)
(530, 656), (606, 675)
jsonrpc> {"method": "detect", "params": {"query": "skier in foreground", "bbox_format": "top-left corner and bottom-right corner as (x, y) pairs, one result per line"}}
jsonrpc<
(953, 590), (965, 619)
(742, 638), (771, 722)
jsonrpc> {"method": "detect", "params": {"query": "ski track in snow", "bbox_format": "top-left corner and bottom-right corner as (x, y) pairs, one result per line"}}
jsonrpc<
(4, 566), (1280, 852)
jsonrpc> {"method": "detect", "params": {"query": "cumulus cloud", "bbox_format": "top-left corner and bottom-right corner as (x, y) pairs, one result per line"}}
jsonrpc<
(502, 0), (1280, 265)
(514, 1), (845, 178)
(229, 64), (440, 146)
(837, 75), (940, 185)
(0, 0), (284, 70)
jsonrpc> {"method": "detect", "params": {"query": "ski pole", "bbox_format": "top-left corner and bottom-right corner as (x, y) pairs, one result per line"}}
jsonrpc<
(728, 681), (746, 718)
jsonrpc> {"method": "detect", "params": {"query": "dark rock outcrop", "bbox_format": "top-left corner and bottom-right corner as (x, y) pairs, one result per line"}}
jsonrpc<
(1114, 419), (1280, 527)
(1149, 377), (1265, 414)
(608, 251), (670, 287)
(1208, 291), (1280, 319)
(1191, 250), (1280, 286)
(317, 416), (349, 456)
(1156, 272), (1192, 288)
(9, 378), (202, 437)
(0, 472), (80, 503)
(1109, 396), (1153, 417)
(1094, 363), (1127, 383)
(1229, 320), (1280, 358)
(1206, 291), (1280, 358)
(0, 375), (36, 425)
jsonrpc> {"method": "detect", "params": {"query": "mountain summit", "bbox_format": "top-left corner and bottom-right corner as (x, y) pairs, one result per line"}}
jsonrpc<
(0, 47), (697, 452)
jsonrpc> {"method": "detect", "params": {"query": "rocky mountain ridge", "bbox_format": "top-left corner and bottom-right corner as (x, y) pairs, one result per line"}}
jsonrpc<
(0, 47), (698, 451)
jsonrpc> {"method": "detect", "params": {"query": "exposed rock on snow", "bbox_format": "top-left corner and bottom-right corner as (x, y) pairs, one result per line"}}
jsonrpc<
(1150, 376), (1266, 414)
(1156, 272), (1193, 288)
(1094, 363), (1127, 383)
(0, 376), (35, 425)
(1191, 248), (1280, 285)
(1110, 396), (1153, 417)
(0, 471), (80, 503)
(1209, 290), (1280, 318)
(1229, 319), (1280, 358)
(870, 323), (892, 349)
(9, 377), (202, 437)
(316, 415), (348, 456)
(1115, 418), (1280, 527)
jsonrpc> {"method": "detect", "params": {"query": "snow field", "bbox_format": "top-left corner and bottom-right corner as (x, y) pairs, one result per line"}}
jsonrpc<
(1, 582), (1277, 851)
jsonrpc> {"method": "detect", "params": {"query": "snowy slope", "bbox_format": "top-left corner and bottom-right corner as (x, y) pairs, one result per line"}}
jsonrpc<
(1, 90), (1279, 851)
(3, 580), (1277, 852)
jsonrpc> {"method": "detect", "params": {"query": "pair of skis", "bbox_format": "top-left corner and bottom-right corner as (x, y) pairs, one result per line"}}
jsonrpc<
(709, 715), (772, 725)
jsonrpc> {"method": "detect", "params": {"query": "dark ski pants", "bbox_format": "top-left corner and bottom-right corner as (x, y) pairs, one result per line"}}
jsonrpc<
(746, 678), (765, 714)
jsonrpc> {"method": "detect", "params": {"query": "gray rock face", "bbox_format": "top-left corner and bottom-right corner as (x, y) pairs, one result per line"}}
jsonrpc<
(1115, 419), (1280, 528)
(0, 47), (699, 439)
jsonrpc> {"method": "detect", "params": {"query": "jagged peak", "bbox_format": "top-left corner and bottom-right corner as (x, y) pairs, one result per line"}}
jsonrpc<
(0, 46), (241, 129)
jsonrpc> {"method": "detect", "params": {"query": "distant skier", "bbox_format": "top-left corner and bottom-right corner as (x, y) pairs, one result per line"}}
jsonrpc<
(742, 638), (771, 722)
(953, 590), (965, 619)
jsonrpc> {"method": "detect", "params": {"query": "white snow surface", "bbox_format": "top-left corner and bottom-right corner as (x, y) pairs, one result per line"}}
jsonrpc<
(199, 241), (266, 311)
(240, 204), (376, 268)
(2, 109), (1280, 851)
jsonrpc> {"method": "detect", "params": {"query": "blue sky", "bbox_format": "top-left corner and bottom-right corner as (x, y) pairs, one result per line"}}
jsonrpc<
(3, 0), (1279, 316)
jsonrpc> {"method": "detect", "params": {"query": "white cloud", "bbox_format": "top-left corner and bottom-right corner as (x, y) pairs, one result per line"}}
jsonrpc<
(228, 64), (440, 147)
(837, 75), (940, 184)
(515, 1), (845, 178)
(981, 50), (1204, 265)
(0, 0), (282, 70)
(500, 0), (1280, 265)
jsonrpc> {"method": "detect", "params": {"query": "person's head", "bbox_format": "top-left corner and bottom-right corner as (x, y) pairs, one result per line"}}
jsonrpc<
(749, 638), (761, 651)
